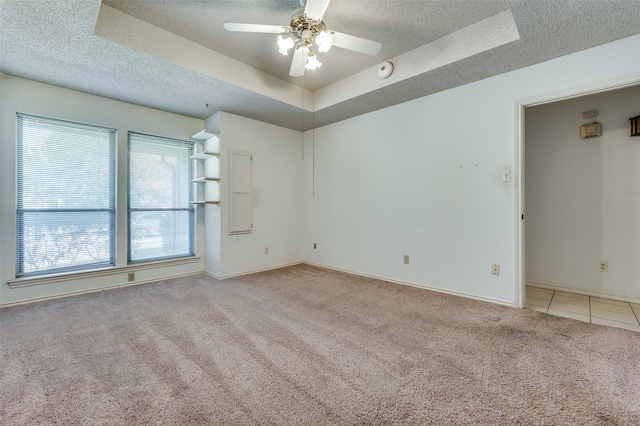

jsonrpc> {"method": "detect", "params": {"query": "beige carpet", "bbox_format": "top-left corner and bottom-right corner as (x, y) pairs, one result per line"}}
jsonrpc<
(1, 264), (639, 425)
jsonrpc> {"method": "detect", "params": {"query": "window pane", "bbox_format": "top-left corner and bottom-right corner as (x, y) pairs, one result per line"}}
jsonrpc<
(18, 115), (114, 210)
(128, 133), (193, 263)
(129, 211), (192, 261)
(18, 211), (115, 274)
(16, 113), (116, 276)
(129, 136), (191, 209)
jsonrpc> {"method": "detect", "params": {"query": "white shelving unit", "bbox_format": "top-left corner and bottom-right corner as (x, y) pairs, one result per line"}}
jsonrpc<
(191, 152), (218, 161)
(190, 130), (220, 205)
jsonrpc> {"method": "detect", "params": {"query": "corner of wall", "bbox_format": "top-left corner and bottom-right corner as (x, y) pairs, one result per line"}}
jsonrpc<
(204, 112), (221, 133)
(209, 112), (304, 278)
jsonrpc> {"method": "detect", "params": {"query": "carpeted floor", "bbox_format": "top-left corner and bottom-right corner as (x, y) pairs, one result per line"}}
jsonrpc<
(1, 264), (639, 425)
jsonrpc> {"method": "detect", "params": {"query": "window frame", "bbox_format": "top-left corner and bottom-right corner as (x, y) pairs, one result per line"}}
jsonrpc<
(15, 113), (117, 277)
(127, 131), (195, 264)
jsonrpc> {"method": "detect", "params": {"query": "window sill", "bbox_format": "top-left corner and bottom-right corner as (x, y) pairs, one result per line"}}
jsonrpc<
(7, 256), (201, 289)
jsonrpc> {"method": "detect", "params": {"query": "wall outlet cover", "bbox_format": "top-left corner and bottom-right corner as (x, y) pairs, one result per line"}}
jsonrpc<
(491, 264), (500, 275)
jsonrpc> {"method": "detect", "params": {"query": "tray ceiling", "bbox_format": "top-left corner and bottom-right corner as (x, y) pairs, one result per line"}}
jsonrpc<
(1, 0), (639, 131)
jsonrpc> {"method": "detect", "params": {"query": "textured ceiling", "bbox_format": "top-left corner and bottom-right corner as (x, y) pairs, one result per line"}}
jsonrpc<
(1, 0), (639, 131)
(101, 0), (510, 92)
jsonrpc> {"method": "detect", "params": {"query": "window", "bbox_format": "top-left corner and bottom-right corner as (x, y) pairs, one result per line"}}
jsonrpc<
(128, 132), (193, 262)
(16, 113), (116, 277)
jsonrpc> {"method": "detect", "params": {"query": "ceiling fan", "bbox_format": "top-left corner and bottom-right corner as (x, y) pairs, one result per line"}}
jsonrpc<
(224, 0), (382, 77)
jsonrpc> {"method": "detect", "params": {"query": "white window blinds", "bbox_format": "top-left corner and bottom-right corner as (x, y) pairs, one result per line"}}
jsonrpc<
(128, 132), (194, 262)
(16, 113), (116, 276)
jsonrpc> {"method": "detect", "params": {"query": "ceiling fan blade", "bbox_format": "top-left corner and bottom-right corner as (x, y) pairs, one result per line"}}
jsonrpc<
(224, 23), (287, 34)
(289, 46), (309, 77)
(304, 0), (331, 21)
(330, 31), (382, 56)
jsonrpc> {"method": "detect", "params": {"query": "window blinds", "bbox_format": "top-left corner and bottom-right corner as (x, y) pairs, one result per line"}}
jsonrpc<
(128, 132), (194, 262)
(16, 113), (116, 276)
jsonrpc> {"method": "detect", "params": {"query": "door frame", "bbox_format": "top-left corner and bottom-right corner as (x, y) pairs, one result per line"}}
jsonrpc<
(514, 72), (640, 308)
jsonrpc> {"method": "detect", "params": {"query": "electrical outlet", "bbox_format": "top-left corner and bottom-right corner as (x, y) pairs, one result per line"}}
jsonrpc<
(128, 272), (135, 282)
(404, 255), (410, 264)
(313, 243), (316, 249)
(491, 264), (500, 275)
(264, 247), (269, 255)
(599, 261), (608, 272)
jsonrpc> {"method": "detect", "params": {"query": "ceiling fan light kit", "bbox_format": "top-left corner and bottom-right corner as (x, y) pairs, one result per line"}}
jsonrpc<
(305, 51), (322, 70)
(276, 35), (295, 55)
(315, 30), (334, 53)
(224, 0), (381, 77)
(276, 11), (334, 59)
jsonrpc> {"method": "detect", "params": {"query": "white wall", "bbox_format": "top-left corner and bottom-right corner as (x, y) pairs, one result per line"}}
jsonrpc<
(525, 86), (640, 301)
(3, 34), (639, 307)
(302, 35), (640, 306)
(204, 112), (303, 278)
(0, 75), (205, 305)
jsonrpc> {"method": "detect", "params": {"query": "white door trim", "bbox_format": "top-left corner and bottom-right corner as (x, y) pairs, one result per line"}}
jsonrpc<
(514, 72), (640, 309)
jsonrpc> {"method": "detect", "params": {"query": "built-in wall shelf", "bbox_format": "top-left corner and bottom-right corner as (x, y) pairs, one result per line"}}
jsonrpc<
(191, 130), (220, 206)
(191, 130), (218, 141)
(191, 177), (220, 183)
(190, 200), (220, 205)
(191, 151), (219, 161)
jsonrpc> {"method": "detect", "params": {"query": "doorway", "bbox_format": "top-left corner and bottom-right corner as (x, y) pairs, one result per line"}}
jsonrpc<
(514, 74), (640, 317)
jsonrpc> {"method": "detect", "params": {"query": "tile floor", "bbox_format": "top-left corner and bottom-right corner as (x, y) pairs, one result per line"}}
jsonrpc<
(526, 284), (640, 332)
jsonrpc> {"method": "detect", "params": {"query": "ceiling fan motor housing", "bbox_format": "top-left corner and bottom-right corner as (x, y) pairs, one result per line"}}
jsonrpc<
(289, 10), (326, 45)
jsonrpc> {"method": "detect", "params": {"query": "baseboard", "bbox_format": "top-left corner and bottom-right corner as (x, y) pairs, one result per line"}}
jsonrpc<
(302, 261), (515, 307)
(526, 281), (640, 304)
(205, 261), (304, 280)
(2, 262), (517, 308)
(0, 271), (204, 308)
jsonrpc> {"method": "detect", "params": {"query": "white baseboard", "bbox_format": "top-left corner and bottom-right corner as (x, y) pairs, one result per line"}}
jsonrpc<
(0, 271), (203, 308)
(303, 261), (515, 307)
(2, 262), (519, 309)
(204, 261), (303, 280)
